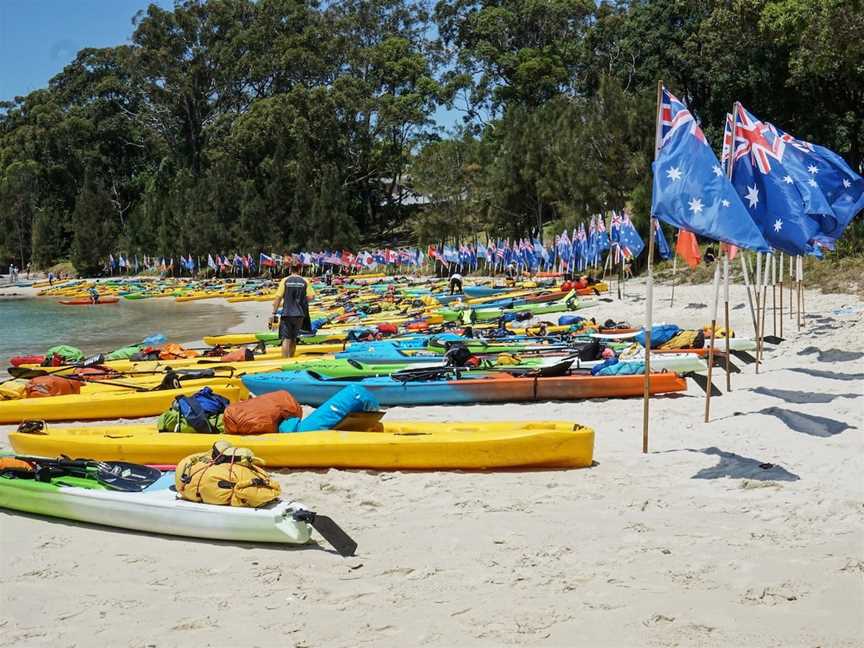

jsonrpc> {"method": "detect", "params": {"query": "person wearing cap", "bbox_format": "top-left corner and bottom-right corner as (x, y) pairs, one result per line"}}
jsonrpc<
(271, 272), (316, 357)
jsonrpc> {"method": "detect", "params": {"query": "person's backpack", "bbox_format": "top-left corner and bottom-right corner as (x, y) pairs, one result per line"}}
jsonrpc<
(171, 387), (230, 433)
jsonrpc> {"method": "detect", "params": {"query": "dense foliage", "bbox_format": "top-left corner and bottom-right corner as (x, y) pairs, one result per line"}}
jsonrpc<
(1, 0), (861, 272)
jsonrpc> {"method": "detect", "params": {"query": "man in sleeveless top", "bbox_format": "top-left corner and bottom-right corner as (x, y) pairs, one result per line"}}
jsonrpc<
(271, 272), (315, 357)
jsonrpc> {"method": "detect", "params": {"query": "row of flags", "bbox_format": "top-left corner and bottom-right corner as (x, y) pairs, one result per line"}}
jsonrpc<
(106, 216), (673, 277)
(105, 249), (430, 274)
(651, 86), (863, 258)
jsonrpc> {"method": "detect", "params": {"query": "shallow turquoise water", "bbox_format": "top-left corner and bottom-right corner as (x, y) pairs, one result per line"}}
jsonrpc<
(0, 297), (242, 362)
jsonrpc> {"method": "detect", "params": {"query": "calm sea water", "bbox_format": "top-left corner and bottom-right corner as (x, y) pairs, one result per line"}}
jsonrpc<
(0, 297), (243, 362)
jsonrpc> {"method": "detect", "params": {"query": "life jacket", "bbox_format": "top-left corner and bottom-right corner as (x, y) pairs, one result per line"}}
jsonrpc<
(176, 442), (281, 508)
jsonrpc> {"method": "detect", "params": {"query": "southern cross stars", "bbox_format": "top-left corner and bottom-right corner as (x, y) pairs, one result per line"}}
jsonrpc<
(843, 178), (852, 188)
(773, 219), (783, 232)
(807, 164), (819, 174)
(807, 178), (818, 187)
(783, 175), (794, 184)
(721, 199), (731, 208)
(688, 197), (704, 214)
(667, 166), (683, 182)
(745, 184), (759, 208)
(712, 165), (723, 177)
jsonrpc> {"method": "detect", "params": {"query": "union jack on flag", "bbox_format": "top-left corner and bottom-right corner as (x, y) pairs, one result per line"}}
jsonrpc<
(732, 103), (786, 174)
(660, 88), (706, 146)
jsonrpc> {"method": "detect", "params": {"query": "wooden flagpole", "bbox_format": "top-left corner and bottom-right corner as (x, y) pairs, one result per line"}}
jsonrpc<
(772, 251), (777, 337)
(642, 79), (663, 454)
(723, 253), (731, 391)
(754, 252), (763, 373)
(800, 255), (806, 328)
(704, 262), (722, 421)
(797, 255), (803, 330)
(790, 255), (795, 322)
(779, 253), (784, 338)
(670, 253), (678, 307)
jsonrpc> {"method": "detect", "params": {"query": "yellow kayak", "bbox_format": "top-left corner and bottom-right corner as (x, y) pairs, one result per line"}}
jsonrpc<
(8, 420), (595, 470)
(0, 379), (248, 424)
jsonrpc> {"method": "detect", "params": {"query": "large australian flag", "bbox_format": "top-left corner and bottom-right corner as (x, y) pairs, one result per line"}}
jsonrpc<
(730, 104), (823, 255)
(651, 88), (769, 252)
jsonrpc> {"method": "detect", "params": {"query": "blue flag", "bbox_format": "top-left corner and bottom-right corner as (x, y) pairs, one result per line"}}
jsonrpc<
(730, 104), (821, 255)
(652, 88), (769, 252)
(619, 215), (645, 258)
(653, 218), (672, 260)
(770, 127), (864, 240)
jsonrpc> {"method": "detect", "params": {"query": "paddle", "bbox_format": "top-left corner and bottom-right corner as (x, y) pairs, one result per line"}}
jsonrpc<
(10, 455), (163, 492)
(291, 509), (358, 557)
(2, 355), (105, 386)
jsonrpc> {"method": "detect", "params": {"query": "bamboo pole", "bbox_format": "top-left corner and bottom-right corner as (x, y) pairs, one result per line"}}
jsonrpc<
(754, 252), (763, 374)
(779, 253), (784, 338)
(723, 253), (731, 392)
(642, 79), (663, 454)
(797, 255), (803, 330)
(772, 252), (777, 338)
(704, 262), (722, 422)
(670, 253), (678, 307)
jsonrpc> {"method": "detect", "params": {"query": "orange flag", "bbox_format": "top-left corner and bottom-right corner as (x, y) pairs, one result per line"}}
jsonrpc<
(676, 229), (701, 269)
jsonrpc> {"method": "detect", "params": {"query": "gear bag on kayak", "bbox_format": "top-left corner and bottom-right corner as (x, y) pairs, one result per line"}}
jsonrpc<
(176, 441), (281, 508)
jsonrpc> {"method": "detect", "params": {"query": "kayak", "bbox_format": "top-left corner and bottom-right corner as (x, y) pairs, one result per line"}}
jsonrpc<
(0, 470), (312, 544)
(0, 379), (248, 423)
(242, 370), (688, 406)
(9, 421), (595, 470)
(58, 297), (120, 306)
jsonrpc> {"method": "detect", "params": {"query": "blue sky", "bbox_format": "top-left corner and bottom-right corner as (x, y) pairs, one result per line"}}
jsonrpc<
(0, 0), (172, 100)
(0, 0), (460, 128)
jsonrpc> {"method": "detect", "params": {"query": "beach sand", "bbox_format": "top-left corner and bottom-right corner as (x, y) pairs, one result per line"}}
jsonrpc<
(1, 279), (862, 647)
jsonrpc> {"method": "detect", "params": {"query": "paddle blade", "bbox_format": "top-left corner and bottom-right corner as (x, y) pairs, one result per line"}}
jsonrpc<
(293, 510), (358, 557)
(7, 367), (47, 380)
(96, 461), (163, 492)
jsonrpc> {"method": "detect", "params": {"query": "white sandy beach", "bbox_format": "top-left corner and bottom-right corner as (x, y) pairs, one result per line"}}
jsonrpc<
(1, 279), (862, 647)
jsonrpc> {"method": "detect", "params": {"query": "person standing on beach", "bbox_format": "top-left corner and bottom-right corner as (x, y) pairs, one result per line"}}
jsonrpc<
(271, 272), (315, 357)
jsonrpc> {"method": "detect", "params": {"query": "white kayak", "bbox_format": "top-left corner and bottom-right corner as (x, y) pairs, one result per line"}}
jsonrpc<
(0, 471), (313, 544)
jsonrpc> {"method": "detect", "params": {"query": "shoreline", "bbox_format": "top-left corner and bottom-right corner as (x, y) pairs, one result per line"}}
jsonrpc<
(0, 279), (861, 646)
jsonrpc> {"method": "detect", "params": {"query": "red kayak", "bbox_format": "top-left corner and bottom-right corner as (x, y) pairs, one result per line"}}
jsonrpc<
(58, 297), (119, 306)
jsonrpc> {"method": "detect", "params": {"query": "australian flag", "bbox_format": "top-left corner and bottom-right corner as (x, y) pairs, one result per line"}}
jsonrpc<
(653, 218), (672, 260)
(619, 214), (645, 259)
(730, 104), (822, 255)
(652, 88), (769, 252)
(766, 123), (864, 241)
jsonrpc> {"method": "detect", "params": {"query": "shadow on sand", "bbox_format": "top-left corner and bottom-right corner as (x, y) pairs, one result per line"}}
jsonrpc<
(750, 386), (861, 404)
(756, 407), (856, 438)
(689, 447), (800, 481)
(797, 346), (864, 363)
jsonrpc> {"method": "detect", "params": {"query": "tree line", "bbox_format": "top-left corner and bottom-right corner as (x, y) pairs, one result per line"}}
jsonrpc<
(1, 0), (861, 274)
